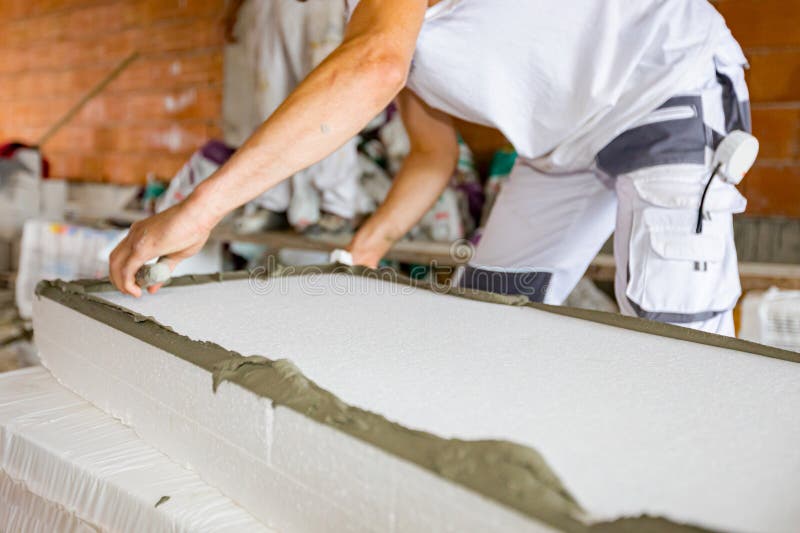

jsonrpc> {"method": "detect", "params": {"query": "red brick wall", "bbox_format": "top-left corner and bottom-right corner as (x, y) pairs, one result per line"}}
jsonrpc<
(711, 1), (800, 217)
(0, 1), (797, 218)
(0, 0), (224, 184)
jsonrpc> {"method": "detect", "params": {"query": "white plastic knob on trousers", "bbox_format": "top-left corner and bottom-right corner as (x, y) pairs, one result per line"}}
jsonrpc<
(713, 130), (759, 185)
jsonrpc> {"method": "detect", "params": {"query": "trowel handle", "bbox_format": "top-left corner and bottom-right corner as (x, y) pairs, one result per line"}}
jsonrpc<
(135, 258), (172, 288)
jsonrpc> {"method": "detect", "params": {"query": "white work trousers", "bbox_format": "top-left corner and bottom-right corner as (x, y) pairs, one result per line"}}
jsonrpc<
(462, 58), (750, 336)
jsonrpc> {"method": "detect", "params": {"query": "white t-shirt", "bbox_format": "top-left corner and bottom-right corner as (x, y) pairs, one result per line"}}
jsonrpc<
(346, 0), (745, 172)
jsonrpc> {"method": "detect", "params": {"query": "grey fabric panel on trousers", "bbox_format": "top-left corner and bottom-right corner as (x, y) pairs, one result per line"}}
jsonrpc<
(596, 95), (707, 177)
(706, 126), (726, 150)
(460, 266), (551, 303)
(717, 72), (752, 133)
(628, 299), (722, 324)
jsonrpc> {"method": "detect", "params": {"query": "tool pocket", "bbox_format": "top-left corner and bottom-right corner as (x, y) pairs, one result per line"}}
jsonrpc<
(626, 193), (743, 322)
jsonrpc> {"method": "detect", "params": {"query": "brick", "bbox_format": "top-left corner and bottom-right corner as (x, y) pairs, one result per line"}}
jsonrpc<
(44, 123), (218, 153)
(111, 51), (224, 92)
(99, 86), (222, 123)
(49, 152), (85, 179)
(751, 106), (800, 160)
(0, 19), (221, 75)
(746, 50), (800, 103)
(49, 151), (190, 183)
(0, 33), (137, 76)
(138, 19), (223, 56)
(0, 50), (223, 101)
(742, 164), (800, 217)
(4, 98), (82, 131)
(0, 3), (132, 45)
(136, 0), (224, 25)
(104, 153), (191, 184)
(2, 86), (221, 129)
(713, 0), (800, 48)
(0, 0), (223, 45)
(2, 0), (107, 21)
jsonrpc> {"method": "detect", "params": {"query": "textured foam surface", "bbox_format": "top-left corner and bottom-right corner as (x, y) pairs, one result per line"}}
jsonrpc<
(97, 274), (800, 532)
(0, 366), (272, 533)
(34, 292), (552, 533)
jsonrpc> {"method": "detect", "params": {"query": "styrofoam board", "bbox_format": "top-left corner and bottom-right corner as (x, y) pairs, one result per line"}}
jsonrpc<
(98, 275), (800, 532)
(0, 366), (273, 533)
(1, 469), (102, 533)
(33, 297), (554, 533)
(35, 273), (800, 532)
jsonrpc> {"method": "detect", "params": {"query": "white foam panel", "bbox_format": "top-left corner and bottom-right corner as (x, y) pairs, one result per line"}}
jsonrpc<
(36, 274), (800, 532)
(1, 469), (100, 533)
(34, 295), (552, 533)
(0, 367), (272, 533)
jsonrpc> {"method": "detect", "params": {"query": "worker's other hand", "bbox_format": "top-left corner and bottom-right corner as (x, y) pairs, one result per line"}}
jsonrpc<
(347, 247), (381, 269)
(346, 231), (391, 269)
(109, 201), (216, 297)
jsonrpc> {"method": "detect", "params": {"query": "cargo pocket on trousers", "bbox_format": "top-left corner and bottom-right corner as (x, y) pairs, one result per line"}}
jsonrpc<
(625, 206), (742, 323)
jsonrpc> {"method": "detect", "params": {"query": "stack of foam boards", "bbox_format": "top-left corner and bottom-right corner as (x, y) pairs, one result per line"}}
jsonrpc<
(33, 268), (800, 533)
(0, 366), (272, 532)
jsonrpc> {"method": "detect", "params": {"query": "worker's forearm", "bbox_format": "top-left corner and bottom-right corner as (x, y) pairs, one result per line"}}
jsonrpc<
(189, 37), (407, 226)
(349, 151), (456, 264)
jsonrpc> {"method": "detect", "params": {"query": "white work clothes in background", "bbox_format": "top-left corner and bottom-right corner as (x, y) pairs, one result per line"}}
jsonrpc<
(346, 0), (738, 173)
(224, 0), (360, 223)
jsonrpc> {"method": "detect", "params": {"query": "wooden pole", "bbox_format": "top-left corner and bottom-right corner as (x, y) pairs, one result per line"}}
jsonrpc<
(37, 51), (140, 147)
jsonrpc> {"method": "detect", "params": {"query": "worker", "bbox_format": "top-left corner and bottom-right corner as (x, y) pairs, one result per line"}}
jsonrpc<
(110, 0), (752, 336)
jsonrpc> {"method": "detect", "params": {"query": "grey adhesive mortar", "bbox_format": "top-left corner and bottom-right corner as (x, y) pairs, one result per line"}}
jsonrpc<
(35, 266), (800, 532)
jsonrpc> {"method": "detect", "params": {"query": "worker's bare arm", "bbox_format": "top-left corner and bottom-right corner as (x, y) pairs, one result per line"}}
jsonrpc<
(109, 0), (427, 296)
(195, 0), (427, 220)
(348, 89), (459, 267)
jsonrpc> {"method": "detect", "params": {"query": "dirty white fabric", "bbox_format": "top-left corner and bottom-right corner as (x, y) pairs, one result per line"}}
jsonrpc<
(224, 0), (360, 221)
(346, 0), (743, 172)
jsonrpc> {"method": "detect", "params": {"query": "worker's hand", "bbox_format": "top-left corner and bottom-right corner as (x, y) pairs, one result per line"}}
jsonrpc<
(347, 228), (392, 269)
(346, 245), (382, 269)
(109, 200), (217, 297)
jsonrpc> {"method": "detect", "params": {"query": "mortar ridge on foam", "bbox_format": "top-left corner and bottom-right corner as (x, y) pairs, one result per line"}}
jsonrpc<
(35, 333), (272, 470)
(34, 310), (371, 531)
(34, 298), (273, 462)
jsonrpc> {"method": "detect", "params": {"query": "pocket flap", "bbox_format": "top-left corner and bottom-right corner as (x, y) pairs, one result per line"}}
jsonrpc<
(649, 231), (726, 262)
(634, 175), (748, 213)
